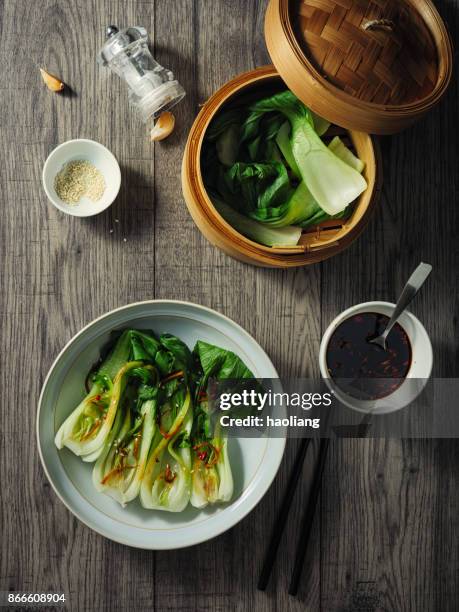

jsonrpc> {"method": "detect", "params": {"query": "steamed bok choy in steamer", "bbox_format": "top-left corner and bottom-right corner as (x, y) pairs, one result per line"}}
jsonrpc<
(54, 329), (254, 512)
(202, 90), (367, 247)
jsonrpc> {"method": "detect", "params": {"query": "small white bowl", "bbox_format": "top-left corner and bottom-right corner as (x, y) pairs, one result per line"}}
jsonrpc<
(319, 301), (433, 414)
(42, 139), (121, 217)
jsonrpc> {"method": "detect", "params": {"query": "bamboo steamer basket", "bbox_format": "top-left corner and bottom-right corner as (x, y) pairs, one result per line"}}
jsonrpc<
(182, 0), (452, 267)
(182, 67), (381, 267)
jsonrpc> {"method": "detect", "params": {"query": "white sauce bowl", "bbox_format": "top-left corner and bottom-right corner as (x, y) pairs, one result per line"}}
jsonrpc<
(319, 301), (433, 414)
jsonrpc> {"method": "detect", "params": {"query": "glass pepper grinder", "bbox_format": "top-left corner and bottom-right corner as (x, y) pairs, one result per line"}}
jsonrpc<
(97, 25), (185, 130)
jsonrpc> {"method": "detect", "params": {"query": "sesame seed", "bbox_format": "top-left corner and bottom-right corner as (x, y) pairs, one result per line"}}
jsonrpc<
(54, 160), (106, 204)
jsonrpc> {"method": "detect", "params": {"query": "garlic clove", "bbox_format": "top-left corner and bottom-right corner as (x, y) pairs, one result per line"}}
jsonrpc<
(40, 68), (65, 92)
(150, 111), (175, 141)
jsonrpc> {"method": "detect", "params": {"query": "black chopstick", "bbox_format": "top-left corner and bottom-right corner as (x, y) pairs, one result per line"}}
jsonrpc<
(288, 437), (330, 596)
(257, 438), (312, 591)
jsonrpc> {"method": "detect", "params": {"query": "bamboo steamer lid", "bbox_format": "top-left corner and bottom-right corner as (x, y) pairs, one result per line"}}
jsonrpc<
(265, 0), (453, 134)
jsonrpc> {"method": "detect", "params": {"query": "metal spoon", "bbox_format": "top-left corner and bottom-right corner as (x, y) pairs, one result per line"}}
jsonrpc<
(369, 262), (432, 350)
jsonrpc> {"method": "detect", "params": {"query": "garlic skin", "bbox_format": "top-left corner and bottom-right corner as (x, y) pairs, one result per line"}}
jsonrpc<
(150, 112), (175, 141)
(40, 68), (65, 92)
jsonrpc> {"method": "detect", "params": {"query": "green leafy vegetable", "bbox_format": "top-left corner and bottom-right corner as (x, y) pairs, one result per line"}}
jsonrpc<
(55, 328), (256, 513)
(310, 111), (331, 137)
(276, 121), (300, 178)
(206, 109), (241, 141)
(247, 91), (367, 216)
(130, 365), (158, 385)
(190, 396), (234, 508)
(328, 136), (365, 173)
(188, 341), (255, 508)
(158, 333), (193, 372)
(137, 384), (158, 401)
(216, 124), (240, 166)
(129, 330), (160, 362)
(202, 89), (367, 246)
(250, 181), (318, 228)
(140, 387), (193, 511)
(194, 340), (254, 380)
(93, 397), (157, 506)
(222, 161), (292, 212)
(54, 331), (136, 460)
(211, 193), (302, 247)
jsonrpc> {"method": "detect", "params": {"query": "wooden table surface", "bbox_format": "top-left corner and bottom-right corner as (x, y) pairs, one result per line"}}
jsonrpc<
(1, 1), (458, 610)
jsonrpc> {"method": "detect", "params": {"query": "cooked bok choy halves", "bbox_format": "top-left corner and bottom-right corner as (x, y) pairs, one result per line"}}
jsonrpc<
(54, 331), (136, 460)
(190, 400), (233, 508)
(55, 329), (255, 513)
(188, 340), (253, 507)
(93, 368), (159, 505)
(140, 385), (193, 511)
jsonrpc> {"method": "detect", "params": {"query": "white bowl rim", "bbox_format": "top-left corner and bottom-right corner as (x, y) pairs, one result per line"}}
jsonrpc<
(42, 138), (121, 218)
(36, 299), (286, 548)
(319, 301), (433, 413)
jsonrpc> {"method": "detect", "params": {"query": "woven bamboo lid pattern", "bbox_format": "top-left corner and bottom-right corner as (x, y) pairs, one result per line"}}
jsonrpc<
(265, 0), (453, 134)
(295, 0), (438, 106)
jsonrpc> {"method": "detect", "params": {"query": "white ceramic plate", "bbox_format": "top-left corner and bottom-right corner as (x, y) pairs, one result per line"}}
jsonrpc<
(37, 301), (285, 549)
